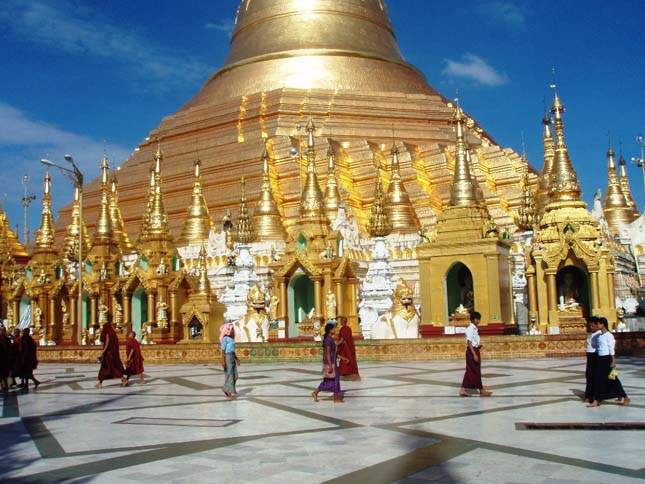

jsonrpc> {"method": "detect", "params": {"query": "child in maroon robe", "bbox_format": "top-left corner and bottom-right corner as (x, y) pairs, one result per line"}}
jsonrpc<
(337, 316), (361, 381)
(125, 331), (145, 385)
(96, 322), (126, 388)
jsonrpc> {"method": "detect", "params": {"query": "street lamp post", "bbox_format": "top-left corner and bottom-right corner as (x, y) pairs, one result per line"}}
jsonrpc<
(41, 156), (84, 344)
(632, 135), (645, 205)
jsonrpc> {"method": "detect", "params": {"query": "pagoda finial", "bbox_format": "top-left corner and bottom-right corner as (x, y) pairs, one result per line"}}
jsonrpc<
(137, 166), (156, 245)
(197, 244), (211, 296)
(235, 176), (256, 243)
(35, 170), (55, 250)
(178, 155), (214, 246)
(367, 156), (393, 238)
(450, 100), (478, 207)
(300, 118), (326, 220)
(253, 141), (286, 241)
(515, 153), (537, 232)
(323, 140), (342, 224)
(64, 184), (90, 262)
(618, 151), (640, 218)
(109, 172), (133, 253)
(547, 82), (582, 203)
(536, 112), (556, 215)
(603, 143), (634, 233)
(93, 151), (114, 241)
(385, 141), (420, 233)
(147, 141), (171, 237)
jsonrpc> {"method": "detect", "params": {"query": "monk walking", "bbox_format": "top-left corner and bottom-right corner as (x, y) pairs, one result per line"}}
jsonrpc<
(125, 331), (145, 385)
(337, 316), (361, 381)
(96, 319), (127, 388)
(459, 311), (492, 397)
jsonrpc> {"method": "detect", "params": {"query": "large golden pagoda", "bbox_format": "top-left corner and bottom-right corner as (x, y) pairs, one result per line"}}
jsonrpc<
(54, 0), (533, 248)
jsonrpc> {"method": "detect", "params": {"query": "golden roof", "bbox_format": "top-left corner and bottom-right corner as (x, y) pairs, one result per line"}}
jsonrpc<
(323, 143), (342, 224)
(536, 114), (555, 216)
(110, 175), (134, 254)
(385, 143), (420, 233)
(0, 199), (27, 258)
(177, 157), (214, 246)
(63, 185), (90, 262)
(235, 177), (256, 244)
(547, 88), (581, 205)
(619, 153), (640, 218)
(92, 154), (115, 245)
(34, 171), (56, 252)
(367, 156), (392, 238)
(181, 0), (435, 109)
(253, 143), (286, 241)
(450, 104), (478, 207)
(603, 145), (634, 234)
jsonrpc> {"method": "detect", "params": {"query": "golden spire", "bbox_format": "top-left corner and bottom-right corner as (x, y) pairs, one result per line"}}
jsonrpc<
(137, 166), (156, 244)
(63, 184), (90, 262)
(323, 142), (342, 224)
(603, 144), (634, 234)
(0, 198), (27, 259)
(619, 152), (640, 218)
(450, 102), (478, 207)
(385, 142), (420, 233)
(35, 170), (55, 251)
(147, 140), (171, 237)
(515, 150), (537, 231)
(178, 156), (214, 246)
(299, 118), (326, 221)
(235, 176), (256, 243)
(196, 244), (211, 296)
(109, 174), (133, 253)
(536, 113), (555, 215)
(547, 84), (581, 204)
(253, 142), (286, 241)
(367, 156), (393, 238)
(92, 152), (114, 244)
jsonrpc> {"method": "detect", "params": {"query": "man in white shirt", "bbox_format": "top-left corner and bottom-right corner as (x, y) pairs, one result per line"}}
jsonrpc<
(459, 311), (492, 397)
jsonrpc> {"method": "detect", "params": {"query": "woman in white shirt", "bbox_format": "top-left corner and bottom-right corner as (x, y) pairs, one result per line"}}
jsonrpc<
(588, 317), (630, 407)
(583, 316), (600, 403)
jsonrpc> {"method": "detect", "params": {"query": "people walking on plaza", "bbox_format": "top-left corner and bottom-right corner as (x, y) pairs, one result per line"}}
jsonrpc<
(124, 331), (145, 385)
(0, 326), (10, 391)
(588, 317), (630, 407)
(220, 322), (239, 400)
(96, 320), (127, 389)
(337, 316), (360, 381)
(583, 316), (600, 402)
(10, 328), (22, 387)
(459, 311), (492, 397)
(20, 328), (40, 389)
(313, 322), (344, 403)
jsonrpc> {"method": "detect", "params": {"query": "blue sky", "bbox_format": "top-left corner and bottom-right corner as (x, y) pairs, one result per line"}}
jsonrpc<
(1, 0), (644, 242)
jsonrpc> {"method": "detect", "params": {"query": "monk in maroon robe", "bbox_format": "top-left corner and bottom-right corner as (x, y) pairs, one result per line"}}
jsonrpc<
(96, 321), (126, 388)
(337, 316), (361, 381)
(125, 331), (145, 385)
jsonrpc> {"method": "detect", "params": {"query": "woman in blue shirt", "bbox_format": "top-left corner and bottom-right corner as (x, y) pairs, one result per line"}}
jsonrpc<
(220, 323), (240, 400)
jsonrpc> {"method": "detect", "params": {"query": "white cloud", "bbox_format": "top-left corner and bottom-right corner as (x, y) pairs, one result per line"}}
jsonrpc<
(205, 19), (236, 37)
(477, 1), (526, 27)
(0, 0), (212, 88)
(0, 100), (132, 224)
(442, 53), (509, 87)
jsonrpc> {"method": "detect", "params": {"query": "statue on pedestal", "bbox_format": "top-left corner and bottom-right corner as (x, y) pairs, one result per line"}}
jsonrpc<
(372, 278), (420, 339)
(98, 300), (109, 325)
(33, 305), (42, 330)
(234, 285), (269, 342)
(325, 289), (337, 320)
(99, 262), (109, 281)
(113, 298), (123, 329)
(156, 300), (169, 329)
(156, 258), (168, 275)
(61, 300), (70, 329)
(268, 294), (279, 322)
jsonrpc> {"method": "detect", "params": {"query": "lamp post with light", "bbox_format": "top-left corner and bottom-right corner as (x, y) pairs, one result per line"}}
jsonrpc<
(632, 135), (645, 205)
(41, 155), (84, 344)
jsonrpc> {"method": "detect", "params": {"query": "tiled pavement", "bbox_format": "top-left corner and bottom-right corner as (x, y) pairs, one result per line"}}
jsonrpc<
(1, 357), (644, 483)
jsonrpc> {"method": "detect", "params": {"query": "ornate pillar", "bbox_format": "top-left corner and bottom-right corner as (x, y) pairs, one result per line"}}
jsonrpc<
(90, 295), (97, 327)
(606, 271), (616, 310)
(546, 271), (558, 311)
(278, 278), (287, 321)
(49, 296), (56, 341)
(526, 271), (538, 314)
(313, 277), (322, 323)
(147, 291), (156, 324)
(70, 297), (77, 330)
(334, 279), (344, 318)
(589, 270), (600, 314)
(170, 291), (178, 324)
(123, 292), (131, 331)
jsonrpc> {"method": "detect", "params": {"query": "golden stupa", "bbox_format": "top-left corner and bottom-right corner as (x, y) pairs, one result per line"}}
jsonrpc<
(55, 0), (534, 246)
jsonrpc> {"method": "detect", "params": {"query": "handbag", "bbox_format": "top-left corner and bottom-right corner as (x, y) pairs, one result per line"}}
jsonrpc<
(608, 368), (618, 380)
(322, 363), (336, 379)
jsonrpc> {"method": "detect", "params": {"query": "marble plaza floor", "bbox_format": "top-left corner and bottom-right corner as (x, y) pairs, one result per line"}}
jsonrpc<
(1, 358), (644, 484)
